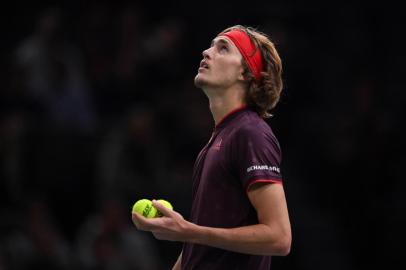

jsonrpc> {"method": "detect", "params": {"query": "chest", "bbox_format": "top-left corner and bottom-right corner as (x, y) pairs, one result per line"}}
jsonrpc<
(190, 129), (255, 227)
(193, 131), (240, 195)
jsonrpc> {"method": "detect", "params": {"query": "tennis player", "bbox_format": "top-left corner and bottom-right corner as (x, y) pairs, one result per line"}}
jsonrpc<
(132, 25), (291, 270)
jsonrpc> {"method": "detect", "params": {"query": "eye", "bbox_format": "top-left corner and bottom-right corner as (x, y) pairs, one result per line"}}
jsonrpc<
(219, 45), (228, 54)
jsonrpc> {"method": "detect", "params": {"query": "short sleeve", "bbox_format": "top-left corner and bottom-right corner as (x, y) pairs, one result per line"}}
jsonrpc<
(231, 124), (283, 192)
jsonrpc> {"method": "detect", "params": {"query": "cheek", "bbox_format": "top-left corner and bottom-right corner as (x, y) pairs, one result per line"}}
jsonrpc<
(218, 60), (242, 80)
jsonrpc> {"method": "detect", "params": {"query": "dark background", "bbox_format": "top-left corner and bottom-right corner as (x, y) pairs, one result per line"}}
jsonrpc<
(1, 1), (405, 269)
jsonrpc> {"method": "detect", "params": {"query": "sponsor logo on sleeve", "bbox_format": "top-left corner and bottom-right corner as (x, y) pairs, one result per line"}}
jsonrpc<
(247, 165), (280, 174)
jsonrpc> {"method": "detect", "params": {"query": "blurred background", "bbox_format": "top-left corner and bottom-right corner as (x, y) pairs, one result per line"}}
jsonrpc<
(1, 0), (405, 269)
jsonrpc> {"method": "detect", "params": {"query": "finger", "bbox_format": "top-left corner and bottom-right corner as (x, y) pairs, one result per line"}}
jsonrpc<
(132, 212), (167, 230)
(152, 230), (179, 242)
(131, 212), (144, 228)
(132, 213), (156, 230)
(152, 200), (174, 217)
(152, 231), (164, 240)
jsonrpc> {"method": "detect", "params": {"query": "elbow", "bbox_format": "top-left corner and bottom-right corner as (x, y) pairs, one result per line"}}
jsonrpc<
(277, 235), (291, 256)
(276, 225), (292, 256)
(267, 234), (291, 256)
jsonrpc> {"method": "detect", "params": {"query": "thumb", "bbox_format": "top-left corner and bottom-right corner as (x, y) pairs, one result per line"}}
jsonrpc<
(152, 199), (173, 217)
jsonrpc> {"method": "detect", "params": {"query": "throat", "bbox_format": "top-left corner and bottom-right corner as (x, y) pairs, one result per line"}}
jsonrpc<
(209, 99), (246, 126)
(204, 84), (246, 125)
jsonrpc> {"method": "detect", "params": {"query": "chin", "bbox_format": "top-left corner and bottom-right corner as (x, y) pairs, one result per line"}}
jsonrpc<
(194, 74), (207, 88)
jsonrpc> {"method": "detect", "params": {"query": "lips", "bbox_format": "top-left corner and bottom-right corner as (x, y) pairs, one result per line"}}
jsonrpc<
(200, 60), (209, 69)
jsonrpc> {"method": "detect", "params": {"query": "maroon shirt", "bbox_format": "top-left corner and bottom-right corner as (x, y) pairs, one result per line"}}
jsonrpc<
(181, 106), (283, 270)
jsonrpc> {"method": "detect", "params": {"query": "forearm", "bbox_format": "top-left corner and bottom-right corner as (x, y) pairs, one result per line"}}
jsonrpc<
(132, 195), (291, 256)
(171, 252), (182, 270)
(189, 223), (290, 256)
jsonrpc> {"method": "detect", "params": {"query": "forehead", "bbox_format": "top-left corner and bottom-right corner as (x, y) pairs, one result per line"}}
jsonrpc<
(211, 36), (237, 50)
(210, 36), (242, 59)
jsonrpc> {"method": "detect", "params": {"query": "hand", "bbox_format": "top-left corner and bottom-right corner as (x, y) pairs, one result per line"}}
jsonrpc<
(131, 199), (196, 242)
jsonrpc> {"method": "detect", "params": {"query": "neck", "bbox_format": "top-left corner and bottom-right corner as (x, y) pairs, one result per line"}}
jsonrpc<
(204, 86), (246, 125)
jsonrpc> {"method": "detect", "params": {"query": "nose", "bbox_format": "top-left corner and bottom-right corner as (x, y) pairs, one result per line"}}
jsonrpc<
(202, 48), (211, 59)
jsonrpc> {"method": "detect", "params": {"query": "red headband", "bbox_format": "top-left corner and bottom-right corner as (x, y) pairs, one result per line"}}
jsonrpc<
(219, 29), (263, 81)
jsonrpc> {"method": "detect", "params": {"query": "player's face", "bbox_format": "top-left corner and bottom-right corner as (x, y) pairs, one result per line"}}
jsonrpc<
(195, 37), (245, 89)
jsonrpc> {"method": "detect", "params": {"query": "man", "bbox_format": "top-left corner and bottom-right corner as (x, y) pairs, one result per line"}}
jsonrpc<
(132, 25), (291, 270)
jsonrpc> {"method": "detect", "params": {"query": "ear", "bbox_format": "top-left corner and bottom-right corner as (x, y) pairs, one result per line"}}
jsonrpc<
(237, 66), (245, 81)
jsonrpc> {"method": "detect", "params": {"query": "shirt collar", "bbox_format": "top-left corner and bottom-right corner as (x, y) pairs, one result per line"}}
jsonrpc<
(215, 105), (249, 129)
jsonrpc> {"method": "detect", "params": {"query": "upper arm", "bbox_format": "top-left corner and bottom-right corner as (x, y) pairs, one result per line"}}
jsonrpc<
(247, 182), (291, 248)
(230, 124), (283, 191)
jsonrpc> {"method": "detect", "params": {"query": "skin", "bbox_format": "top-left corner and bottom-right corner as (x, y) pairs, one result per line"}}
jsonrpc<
(132, 35), (291, 269)
(195, 36), (248, 124)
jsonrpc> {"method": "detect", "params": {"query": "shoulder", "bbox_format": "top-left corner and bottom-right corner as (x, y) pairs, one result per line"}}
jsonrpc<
(236, 111), (277, 141)
(225, 111), (283, 165)
(225, 111), (280, 151)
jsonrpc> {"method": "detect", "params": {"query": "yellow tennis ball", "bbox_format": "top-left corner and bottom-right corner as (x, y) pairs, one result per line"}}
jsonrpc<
(132, 199), (157, 218)
(156, 199), (173, 217)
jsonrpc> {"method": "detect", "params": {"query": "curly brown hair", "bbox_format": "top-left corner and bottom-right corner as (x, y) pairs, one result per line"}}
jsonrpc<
(219, 25), (283, 118)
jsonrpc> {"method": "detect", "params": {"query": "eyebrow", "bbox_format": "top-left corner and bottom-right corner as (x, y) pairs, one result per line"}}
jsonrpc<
(210, 37), (230, 47)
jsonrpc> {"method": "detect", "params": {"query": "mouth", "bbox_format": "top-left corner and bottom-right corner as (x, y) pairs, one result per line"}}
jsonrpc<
(199, 60), (209, 70)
